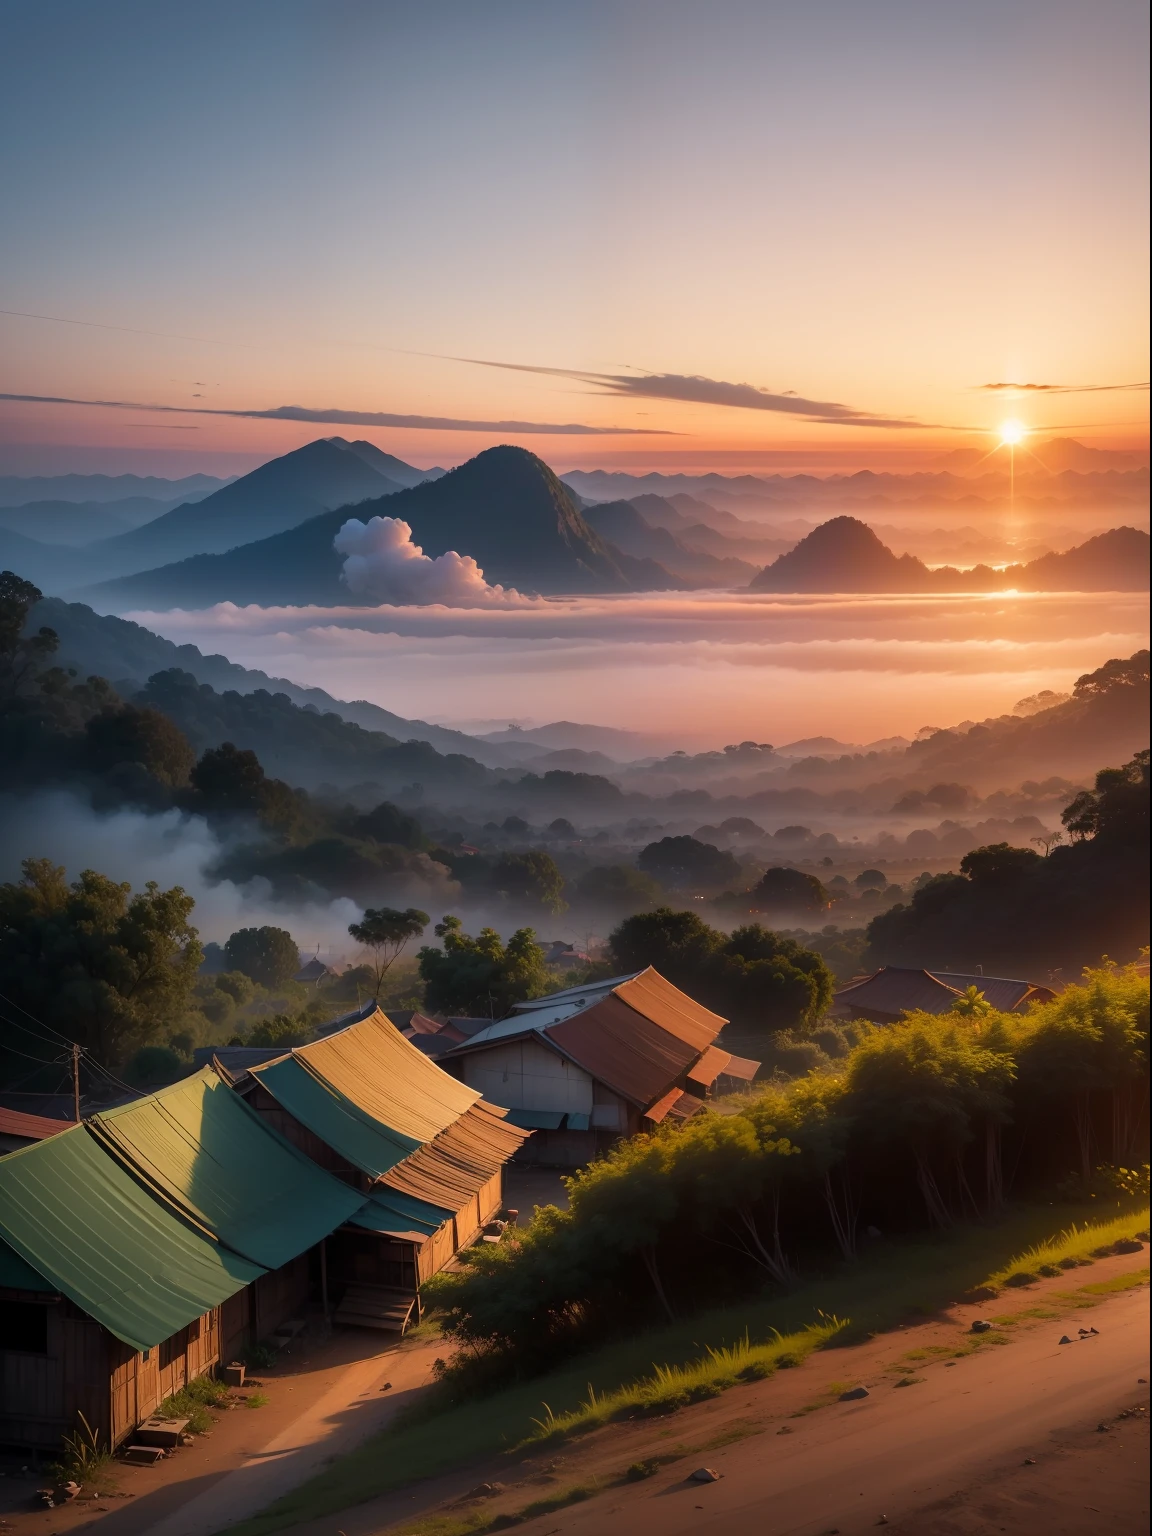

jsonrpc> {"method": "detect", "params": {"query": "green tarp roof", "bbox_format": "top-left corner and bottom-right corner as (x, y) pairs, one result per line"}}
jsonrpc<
(0, 1237), (55, 1292)
(0, 1125), (263, 1353)
(504, 1108), (566, 1130)
(252, 1054), (420, 1178)
(89, 1069), (365, 1270)
(348, 1186), (452, 1242)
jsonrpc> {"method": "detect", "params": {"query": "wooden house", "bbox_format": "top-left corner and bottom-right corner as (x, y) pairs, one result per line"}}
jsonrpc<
(439, 968), (759, 1166)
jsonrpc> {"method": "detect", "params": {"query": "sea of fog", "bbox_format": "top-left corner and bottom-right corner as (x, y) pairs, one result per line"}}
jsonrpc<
(121, 590), (1150, 749)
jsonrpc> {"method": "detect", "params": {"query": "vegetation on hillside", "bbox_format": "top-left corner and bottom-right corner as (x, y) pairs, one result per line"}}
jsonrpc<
(427, 965), (1148, 1378)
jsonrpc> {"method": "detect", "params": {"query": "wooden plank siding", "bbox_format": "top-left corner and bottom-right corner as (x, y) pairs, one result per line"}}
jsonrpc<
(0, 1293), (224, 1451)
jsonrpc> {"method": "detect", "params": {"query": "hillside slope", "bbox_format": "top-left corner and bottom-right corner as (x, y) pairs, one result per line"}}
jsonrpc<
(82, 445), (643, 606)
(583, 499), (755, 585)
(25, 596), (526, 766)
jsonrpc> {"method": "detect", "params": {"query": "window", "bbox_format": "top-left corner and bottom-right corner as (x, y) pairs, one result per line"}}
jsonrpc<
(0, 1302), (49, 1354)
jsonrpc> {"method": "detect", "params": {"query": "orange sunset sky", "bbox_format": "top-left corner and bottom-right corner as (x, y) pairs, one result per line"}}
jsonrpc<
(0, 1), (1147, 478)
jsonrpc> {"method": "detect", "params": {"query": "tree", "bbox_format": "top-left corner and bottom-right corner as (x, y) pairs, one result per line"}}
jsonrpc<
(418, 915), (549, 1016)
(608, 909), (834, 1033)
(950, 984), (993, 1018)
(0, 571), (59, 697)
(191, 741), (268, 811)
(572, 863), (662, 918)
(958, 843), (1042, 884)
(1061, 750), (1149, 844)
(749, 866), (829, 917)
(0, 857), (201, 1067)
(224, 926), (300, 988)
(347, 906), (429, 999)
(854, 868), (887, 890)
(1072, 650), (1149, 700)
(637, 835), (741, 891)
(247, 1012), (312, 1048)
(492, 851), (566, 913)
(354, 800), (427, 849)
(84, 705), (196, 788)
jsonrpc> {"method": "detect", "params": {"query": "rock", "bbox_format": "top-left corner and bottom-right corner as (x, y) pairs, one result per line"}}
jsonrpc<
(777, 1425), (794, 1434)
(1113, 1237), (1143, 1253)
(1089, 1327), (1099, 1335)
(839, 1387), (870, 1401)
(970, 1320), (993, 1333)
(1096, 1422), (1110, 1433)
(689, 1467), (722, 1483)
(1058, 1335), (1074, 1344)
(1023, 1457), (1036, 1465)
(380, 1382), (392, 1391)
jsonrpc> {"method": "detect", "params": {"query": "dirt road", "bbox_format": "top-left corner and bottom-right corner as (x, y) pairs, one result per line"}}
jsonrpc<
(519, 1285), (1149, 1536)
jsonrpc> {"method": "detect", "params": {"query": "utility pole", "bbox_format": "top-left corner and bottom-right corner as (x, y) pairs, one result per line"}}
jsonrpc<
(71, 1042), (81, 1123)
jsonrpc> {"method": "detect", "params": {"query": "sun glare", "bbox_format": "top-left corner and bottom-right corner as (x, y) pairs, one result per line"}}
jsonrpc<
(999, 419), (1027, 446)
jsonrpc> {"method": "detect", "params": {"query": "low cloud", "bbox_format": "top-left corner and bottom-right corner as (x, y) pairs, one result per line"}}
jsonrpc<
(334, 515), (529, 606)
(978, 380), (1150, 394)
(0, 391), (670, 436)
(449, 358), (926, 429)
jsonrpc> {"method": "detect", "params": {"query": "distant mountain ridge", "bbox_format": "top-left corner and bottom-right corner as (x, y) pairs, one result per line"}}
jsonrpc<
(80, 445), (667, 607)
(0, 471), (230, 506)
(750, 517), (1150, 592)
(582, 499), (757, 585)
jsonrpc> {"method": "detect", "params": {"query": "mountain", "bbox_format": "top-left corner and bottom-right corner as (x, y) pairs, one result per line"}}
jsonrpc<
(750, 517), (932, 591)
(24, 595), (529, 768)
(0, 472), (228, 506)
(82, 445), (643, 607)
(1015, 527), (1149, 590)
(0, 498), (171, 545)
(334, 440), (445, 489)
(749, 517), (1151, 592)
(64, 437), (406, 584)
(582, 499), (755, 585)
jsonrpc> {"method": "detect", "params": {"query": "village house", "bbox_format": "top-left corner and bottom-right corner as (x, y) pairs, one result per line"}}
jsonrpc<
(834, 966), (1056, 1024)
(438, 968), (759, 1166)
(0, 1011), (526, 1449)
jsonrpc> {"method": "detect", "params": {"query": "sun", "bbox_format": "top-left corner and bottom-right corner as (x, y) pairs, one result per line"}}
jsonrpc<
(999, 419), (1027, 446)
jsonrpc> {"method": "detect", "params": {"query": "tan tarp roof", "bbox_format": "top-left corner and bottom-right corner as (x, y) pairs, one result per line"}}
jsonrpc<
(293, 1007), (479, 1142)
(719, 1053), (760, 1081)
(380, 1101), (527, 1212)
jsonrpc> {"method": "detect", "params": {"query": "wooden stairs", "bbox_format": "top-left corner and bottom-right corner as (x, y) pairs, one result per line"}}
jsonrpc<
(333, 1284), (418, 1334)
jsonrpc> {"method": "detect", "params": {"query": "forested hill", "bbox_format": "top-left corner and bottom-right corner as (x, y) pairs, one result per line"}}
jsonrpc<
(81, 445), (649, 607)
(26, 595), (514, 764)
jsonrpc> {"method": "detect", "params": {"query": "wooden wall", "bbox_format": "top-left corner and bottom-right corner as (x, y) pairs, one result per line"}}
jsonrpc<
(0, 1293), (222, 1451)
(458, 1038), (594, 1117)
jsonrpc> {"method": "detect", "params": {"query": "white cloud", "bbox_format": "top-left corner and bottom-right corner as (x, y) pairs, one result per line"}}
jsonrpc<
(334, 515), (523, 605)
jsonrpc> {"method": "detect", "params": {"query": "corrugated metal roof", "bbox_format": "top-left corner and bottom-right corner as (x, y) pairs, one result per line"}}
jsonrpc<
(686, 1045), (733, 1088)
(835, 968), (961, 1017)
(509, 973), (640, 1012)
(294, 1007), (480, 1142)
(88, 1069), (364, 1270)
(612, 970), (725, 1050)
(251, 1054), (421, 1179)
(0, 1107), (77, 1143)
(931, 973), (1052, 1011)
(645, 1087), (706, 1124)
(0, 1125), (263, 1352)
(720, 1054), (760, 1081)
(191, 1046), (287, 1074)
(548, 994), (701, 1110)
(836, 967), (1050, 1019)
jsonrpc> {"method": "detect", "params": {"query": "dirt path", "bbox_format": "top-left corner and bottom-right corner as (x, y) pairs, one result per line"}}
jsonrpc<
(295, 1254), (1148, 1536)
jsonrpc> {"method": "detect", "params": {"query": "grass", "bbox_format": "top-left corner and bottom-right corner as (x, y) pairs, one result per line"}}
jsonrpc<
(225, 1200), (1123, 1536)
(980, 1206), (1149, 1294)
(159, 1373), (232, 1434)
(1077, 1266), (1149, 1296)
(524, 1319), (841, 1444)
(47, 1411), (118, 1492)
(245, 1392), (270, 1409)
(388, 1483), (601, 1536)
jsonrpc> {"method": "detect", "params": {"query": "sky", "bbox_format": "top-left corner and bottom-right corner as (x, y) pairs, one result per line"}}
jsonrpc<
(1, 0), (1148, 477)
